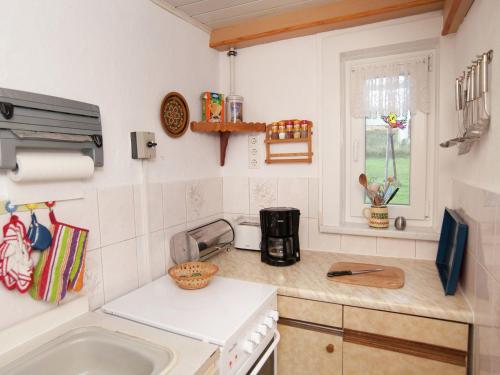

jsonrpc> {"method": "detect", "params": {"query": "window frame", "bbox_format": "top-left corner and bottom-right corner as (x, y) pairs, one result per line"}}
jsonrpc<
(343, 50), (436, 224)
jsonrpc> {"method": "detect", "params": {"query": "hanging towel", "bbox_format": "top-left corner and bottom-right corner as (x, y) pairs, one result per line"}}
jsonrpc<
(0, 215), (34, 293)
(30, 211), (88, 303)
(27, 212), (52, 251)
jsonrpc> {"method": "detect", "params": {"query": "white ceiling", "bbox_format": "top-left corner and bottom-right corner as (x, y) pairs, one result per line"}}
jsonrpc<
(157, 0), (337, 30)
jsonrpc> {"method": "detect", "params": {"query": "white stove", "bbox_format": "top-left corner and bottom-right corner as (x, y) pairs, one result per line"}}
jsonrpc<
(102, 276), (279, 375)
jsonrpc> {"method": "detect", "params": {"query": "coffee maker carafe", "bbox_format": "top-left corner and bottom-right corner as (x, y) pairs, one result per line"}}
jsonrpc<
(260, 207), (300, 266)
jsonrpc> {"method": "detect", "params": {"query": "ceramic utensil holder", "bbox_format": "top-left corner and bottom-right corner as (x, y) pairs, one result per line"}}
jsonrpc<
(363, 205), (389, 228)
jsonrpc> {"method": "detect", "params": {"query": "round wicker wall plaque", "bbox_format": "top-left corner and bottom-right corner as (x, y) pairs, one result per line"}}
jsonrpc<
(160, 92), (190, 138)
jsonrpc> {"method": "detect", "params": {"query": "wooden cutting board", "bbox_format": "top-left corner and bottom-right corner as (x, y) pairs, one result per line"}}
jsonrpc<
(327, 262), (405, 289)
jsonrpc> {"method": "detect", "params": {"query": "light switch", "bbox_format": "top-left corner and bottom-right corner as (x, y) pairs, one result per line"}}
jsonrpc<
(131, 132), (157, 159)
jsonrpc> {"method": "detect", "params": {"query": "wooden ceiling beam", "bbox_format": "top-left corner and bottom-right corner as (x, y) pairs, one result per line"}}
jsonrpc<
(441, 0), (474, 35)
(209, 0), (444, 51)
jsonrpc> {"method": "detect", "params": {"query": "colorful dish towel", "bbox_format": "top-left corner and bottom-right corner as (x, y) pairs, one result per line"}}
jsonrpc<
(30, 211), (89, 303)
(27, 212), (52, 251)
(0, 215), (34, 293)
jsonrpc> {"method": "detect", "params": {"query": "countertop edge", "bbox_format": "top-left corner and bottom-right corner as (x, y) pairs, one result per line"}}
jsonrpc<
(275, 285), (473, 324)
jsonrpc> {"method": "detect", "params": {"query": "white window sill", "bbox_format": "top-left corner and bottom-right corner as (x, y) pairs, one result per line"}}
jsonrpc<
(320, 223), (440, 241)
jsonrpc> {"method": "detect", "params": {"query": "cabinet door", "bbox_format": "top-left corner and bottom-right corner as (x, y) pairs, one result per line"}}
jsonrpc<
(343, 342), (466, 375)
(278, 323), (342, 375)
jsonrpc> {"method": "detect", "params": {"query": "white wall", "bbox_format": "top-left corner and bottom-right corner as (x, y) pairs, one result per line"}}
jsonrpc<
(218, 35), (319, 177)
(450, 0), (500, 193)
(0, 0), (220, 187)
(219, 13), (456, 233)
(449, 1), (500, 372)
(0, 0), (221, 330)
(218, 14), (458, 264)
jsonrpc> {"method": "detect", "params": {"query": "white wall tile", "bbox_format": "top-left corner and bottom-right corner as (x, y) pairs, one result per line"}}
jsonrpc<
(133, 185), (145, 236)
(83, 248), (104, 310)
(299, 217), (309, 250)
(415, 240), (438, 260)
(147, 183), (164, 233)
(98, 185), (135, 247)
(187, 214), (223, 229)
(135, 235), (150, 287)
(341, 234), (377, 255)
(44, 188), (101, 251)
(223, 176), (249, 214)
(308, 218), (341, 252)
(162, 181), (187, 228)
(164, 223), (187, 266)
(150, 229), (166, 280)
(308, 178), (319, 219)
(203, 177), (223, 218)
(460, 250), (476, 308)
(101, 238), (139, 302)
(186, 177), (223, 222)
(377, 237), (416, 258)
(278, 177), (309, 217)
(249, 177), (277, 215)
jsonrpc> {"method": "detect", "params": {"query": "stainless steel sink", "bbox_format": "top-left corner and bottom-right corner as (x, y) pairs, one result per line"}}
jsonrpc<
(0, 326), (176, 375)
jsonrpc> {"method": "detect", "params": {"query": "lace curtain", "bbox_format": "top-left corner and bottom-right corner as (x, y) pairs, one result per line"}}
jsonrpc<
(350, 57), (430, 118)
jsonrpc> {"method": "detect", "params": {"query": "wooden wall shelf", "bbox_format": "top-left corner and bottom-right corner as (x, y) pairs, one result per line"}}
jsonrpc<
(265, 122), (313, 164)
(190, 121), (266, 166)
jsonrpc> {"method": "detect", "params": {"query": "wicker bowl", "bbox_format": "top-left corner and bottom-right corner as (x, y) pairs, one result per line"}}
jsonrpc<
(168, 262), (219, 290)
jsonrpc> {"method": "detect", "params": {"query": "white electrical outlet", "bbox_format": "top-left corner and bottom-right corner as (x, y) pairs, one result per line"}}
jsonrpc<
(248, 135), (260, 169)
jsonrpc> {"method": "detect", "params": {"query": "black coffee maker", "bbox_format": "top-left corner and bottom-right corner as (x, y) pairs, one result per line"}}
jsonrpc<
(260, 207), (300, 266)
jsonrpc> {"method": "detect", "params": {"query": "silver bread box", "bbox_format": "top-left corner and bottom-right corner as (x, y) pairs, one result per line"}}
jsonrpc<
(170, 219), (234, 264)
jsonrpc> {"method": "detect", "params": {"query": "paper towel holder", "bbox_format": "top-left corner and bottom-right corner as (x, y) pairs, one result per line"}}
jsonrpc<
(0, 87), (104, 170)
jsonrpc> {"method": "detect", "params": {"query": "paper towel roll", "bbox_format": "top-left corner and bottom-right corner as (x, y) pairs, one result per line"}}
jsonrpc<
(8, 151), (94, 182)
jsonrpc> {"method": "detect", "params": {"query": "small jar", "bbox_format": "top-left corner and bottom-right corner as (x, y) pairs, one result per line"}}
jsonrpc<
(271, 122), (279, 140)
(226, 95), (243, 123)
(300, 120), (309, 138)
(285, 120), (293, 139)
(293, 120), (301, 139)
(278, 122), (286, 140)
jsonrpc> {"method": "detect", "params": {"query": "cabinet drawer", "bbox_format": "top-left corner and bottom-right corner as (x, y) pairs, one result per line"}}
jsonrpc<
(278, 323), (342, 375)
(344, 306), (468, 351)
(343, 342), (466, 375)
(278, 296), (342, 328)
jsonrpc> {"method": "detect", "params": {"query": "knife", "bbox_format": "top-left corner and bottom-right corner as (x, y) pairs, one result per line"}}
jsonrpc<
(327, 269), (384, 277)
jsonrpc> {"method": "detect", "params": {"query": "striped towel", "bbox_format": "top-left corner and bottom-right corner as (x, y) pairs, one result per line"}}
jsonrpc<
(30, 211), (88, 303)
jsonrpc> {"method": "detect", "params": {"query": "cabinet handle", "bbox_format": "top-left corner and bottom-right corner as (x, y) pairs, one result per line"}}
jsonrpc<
(326, 344), (334, 353)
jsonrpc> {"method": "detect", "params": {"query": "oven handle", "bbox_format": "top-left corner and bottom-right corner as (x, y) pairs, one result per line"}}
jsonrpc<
(248, 329), (281, 375)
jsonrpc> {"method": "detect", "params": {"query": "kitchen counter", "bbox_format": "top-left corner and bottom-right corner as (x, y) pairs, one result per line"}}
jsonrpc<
(211, 249), (473, 323)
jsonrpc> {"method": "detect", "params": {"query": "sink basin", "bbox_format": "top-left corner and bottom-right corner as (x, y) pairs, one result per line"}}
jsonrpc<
(0, 326), (176, 375)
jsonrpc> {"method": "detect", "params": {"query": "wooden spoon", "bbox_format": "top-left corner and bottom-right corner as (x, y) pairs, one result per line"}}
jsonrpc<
(358, 174), (368, 189)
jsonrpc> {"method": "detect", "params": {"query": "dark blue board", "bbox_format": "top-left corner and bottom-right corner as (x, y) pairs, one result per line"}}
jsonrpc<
(436, 208), (468, 295)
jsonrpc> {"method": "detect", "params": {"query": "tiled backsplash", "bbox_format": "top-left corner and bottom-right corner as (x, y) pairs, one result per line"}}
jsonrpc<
(453, 180), (500, 374)
(0, 177), (223, 329)
(223, 176), (438, 260)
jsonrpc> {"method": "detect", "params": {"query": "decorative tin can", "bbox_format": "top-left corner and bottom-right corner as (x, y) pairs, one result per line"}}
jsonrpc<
(201, 92), (224, 123)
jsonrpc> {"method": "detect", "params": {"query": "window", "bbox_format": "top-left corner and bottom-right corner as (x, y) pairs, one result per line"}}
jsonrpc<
(344, 51), (435, 222)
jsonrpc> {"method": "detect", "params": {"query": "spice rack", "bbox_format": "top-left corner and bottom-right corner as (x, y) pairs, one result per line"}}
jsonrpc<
(190, 121), (266, 166)
(265, 121), (313, 164)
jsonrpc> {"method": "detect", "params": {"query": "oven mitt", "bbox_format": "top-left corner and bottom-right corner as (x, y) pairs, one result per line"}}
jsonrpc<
(27, 212), (52, 251)
(0, 215), (34, 293)
(29, 210), (89, 303)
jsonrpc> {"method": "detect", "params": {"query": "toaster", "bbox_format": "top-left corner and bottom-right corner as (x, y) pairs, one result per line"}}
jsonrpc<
(234, 221), (261, 251)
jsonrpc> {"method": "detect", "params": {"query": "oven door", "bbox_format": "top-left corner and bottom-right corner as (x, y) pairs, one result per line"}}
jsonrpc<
(246, 330), (280, 375)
